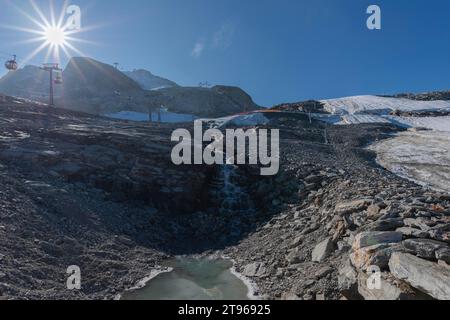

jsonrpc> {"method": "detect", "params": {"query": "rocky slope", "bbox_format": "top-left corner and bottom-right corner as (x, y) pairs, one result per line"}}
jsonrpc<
(0, 96), (448, 300)
(144, 85), (260, 118)
(0, 95), (213, 299)
(223, 115), (450, 300)
(390, 90), (450, 101)
(123, 69), (178, 90)
(0, 66), (58, 101)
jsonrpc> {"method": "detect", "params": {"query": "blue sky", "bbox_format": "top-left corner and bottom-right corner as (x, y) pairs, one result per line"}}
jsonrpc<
(0, 0), (449, 106)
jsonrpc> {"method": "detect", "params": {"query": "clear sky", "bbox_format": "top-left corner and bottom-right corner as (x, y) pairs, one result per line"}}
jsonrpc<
(0, 0), (449, 106)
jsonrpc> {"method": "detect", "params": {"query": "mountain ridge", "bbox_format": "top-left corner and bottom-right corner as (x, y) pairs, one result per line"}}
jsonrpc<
(0, 57), (260, 117)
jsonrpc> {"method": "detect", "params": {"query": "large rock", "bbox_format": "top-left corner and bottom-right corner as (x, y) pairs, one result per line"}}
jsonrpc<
(389, 252), (450, 300)
(312, 238), (335, 263)
(350, 244), (401, 271)
(403, 239), (448, 260)
(363, 218), (404, 232)
(366, 204), (383, 221)
(352, 232), (403, 250)
(436, 247), (450, 264)
(335, 199), (372, 215)
(403, 218), (435, 232)
(242, 263), (266, 278)
(357, 271), (427, 300)
(338, 259), (361, 299)
(396, 227), (430, 239)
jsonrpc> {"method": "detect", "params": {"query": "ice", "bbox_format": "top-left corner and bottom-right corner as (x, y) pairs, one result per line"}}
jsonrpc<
(384, 116), (450, 132)
(370, 130), (450, 193)
(321, 95), (450, 115)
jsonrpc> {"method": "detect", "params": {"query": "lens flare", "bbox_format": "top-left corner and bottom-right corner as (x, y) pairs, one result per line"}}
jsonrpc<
(2, 0), (94, 66)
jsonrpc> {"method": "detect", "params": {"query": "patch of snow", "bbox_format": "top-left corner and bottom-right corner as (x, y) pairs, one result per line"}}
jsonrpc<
(339, 114), (391, 125)
(311, 114), (342, 124)
(370, 130), (450, 193)
(384, 116), (450, 132)
(321, 95), (450, 115)
(105, 110), (197, 123)
(150, 86), (169, 91)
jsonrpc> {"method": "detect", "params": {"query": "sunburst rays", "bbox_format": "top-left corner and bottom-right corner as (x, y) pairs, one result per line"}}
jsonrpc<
(3, 0), (94, 66)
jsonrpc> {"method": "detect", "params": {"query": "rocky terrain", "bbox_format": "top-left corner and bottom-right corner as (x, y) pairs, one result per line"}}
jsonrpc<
(0, 95), (449, 300)
(0, 95), (214, 299)
(389, 90), (450, 101)
(224, 114), (450, 300)
(272, 100), (327, 113)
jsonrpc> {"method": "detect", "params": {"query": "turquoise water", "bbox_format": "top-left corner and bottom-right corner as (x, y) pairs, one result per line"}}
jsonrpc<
(122, 258), (250, 300)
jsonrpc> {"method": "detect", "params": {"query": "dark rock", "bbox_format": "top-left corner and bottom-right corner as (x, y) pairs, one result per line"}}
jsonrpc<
(403, 239), (448, 260)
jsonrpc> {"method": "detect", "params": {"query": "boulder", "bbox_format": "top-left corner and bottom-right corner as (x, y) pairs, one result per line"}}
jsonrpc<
(389, 252), (450, 300)
(436, 247), (450, 264)
(338, 259), (360, 300)
(403, 239), (448, 260)
(366, 204), (383, 221)
(312, 238), (335, 263)
(242, 263), (266, 278)
(403, 218), (435, 231)
(363, 218), (404, 232)
(352, 232), (403, 250)
(286, 248), (304, 264)
(357, 271), (426, 300)
(335, 199), (372, 215)
(396, 227), (429, 239)
(350, 244), (400, 271)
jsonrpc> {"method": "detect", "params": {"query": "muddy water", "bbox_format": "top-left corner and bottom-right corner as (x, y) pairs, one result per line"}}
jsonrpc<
(122, 258), (251, 300)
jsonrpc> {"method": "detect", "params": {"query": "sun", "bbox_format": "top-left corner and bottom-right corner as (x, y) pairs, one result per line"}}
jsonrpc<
(2, 0), (96, 66)
(43, 26), (67, 47)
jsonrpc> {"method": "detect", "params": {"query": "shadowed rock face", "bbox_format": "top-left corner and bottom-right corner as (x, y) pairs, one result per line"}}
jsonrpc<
(123, 69), (179, 91)
(0, 96), (218, 299)
(0, 65), (54, 100)
(63, 57), (142, 97)
(0, 95), (210, 214)
(144, 85), (260, 118)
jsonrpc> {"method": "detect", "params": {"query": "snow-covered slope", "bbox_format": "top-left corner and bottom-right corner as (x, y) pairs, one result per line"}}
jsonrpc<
(384, 116), (450, 132)
(320, 95), (450, 115)
(370, 130), (450, 193)
(314, 93), (450, 192)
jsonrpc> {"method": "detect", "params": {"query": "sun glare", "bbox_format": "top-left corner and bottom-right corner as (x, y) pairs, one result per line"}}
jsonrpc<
(3, 1), (93, 66)
(43, 26), (67, 46)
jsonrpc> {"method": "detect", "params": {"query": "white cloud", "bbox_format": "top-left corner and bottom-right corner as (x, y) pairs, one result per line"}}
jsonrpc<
(190, 22), (237, 58)
(191, 41), (205, 58)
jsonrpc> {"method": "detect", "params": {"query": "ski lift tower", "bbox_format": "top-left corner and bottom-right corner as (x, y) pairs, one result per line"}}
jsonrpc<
(41, 63), (62, 107)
